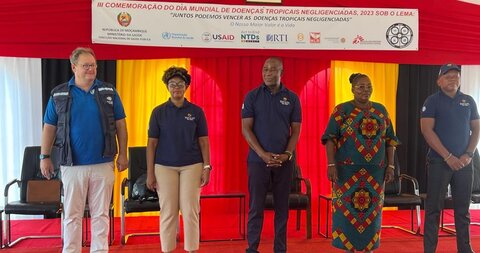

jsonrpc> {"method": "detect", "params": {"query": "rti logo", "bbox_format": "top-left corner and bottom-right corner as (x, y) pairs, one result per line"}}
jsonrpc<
(266, 34), (288, 43)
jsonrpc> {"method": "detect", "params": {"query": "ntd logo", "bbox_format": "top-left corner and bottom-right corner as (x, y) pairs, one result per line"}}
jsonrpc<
(266, 34), (288, 42)
(241, 33), (260, 43)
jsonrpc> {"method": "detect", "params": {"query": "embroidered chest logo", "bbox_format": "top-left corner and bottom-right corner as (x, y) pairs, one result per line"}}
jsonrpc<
(106, 96), (113, 105)
(459, 99), (470, 107)
(184, 113), (195, 121)
(279, 97), (290, 106)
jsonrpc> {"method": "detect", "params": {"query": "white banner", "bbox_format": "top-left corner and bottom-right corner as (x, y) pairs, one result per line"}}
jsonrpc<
(92, 0), (418, 51)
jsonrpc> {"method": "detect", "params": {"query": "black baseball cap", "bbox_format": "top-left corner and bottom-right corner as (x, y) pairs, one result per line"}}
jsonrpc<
(438, 63), (461, 76)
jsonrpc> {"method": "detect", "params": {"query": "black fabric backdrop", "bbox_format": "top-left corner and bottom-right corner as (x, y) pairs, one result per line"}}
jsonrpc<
(41, 59), (117, 115)
(396, 64), (441, 193)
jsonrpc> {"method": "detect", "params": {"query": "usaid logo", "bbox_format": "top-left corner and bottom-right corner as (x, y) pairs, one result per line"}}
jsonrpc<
(266, 34), (288, 43)
(212, 34), (235, 42)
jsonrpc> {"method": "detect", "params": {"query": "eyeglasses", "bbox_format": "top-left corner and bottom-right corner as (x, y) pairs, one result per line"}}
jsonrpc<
(76, 64), (97, 70)
(168, 81), (186, 89)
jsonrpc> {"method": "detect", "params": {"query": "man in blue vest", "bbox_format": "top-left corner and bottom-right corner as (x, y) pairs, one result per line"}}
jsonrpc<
(40, 47), (128, 253)
(241, 57), (302, 253)
(421, 63), (479, 253)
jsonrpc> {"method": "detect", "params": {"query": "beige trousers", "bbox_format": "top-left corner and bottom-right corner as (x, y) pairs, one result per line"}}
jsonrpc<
(61, 162), (114, 253)
(155, 163), (202, 252)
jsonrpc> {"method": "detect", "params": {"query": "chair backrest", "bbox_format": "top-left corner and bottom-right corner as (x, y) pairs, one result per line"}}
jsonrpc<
(127, 146), (148, 199)
(20, 146), (61, 202)
(290, 163), (303, 193)
(384, 154), (401, 196)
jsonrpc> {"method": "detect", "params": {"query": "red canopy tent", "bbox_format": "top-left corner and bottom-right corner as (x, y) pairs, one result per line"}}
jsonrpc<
(1, 0), (480, 64)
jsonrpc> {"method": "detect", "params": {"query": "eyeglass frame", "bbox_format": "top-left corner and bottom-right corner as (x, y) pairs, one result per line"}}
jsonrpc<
(75, 63), (97, 70)
(167, 81), (187, 89)
(353, 84), (373, 91)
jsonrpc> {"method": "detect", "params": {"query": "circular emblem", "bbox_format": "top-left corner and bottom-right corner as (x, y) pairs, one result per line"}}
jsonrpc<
(117, 12), (132, 27)
(202, 32), (211, 42)
(386, 23), (413, 49)
(162, 32), (172, 40)
(297, 33), (304, 41)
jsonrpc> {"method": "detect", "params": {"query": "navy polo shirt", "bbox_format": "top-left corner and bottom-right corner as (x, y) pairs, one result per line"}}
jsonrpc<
(44, 77), (126, 165)
(241, 84), (302, 162)
(148, 98), (208, 166)
(421, 90), (479, 158)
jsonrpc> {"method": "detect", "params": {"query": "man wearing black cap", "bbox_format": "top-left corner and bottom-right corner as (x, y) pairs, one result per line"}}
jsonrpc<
(421, 63), (480, 253)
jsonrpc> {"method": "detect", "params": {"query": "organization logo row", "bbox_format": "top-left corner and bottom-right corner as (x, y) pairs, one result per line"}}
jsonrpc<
(161, 31), (330, 44)
(160, 23), (413, 49)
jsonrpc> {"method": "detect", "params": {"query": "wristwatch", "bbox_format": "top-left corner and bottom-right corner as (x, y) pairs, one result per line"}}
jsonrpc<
(465, 151), (474, 158)
(39, 154), (51, 160)
(203, 165), (212, 171)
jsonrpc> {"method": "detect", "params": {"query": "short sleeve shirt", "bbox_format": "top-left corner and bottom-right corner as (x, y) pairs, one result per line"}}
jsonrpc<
(148, 98), (208, 166)
(241, 84), (302, 162)
(43, 78), (126, 165)
(421, 90), (479, 158)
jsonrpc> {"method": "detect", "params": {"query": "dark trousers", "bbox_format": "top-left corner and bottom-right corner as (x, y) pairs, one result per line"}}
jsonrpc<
(246, 161), (293, 253)
(424, 158), (474, 253)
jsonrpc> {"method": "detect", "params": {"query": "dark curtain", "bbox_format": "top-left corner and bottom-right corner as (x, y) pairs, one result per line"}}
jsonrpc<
(396, 64), (441, 193)
(41, 59), (117, 114)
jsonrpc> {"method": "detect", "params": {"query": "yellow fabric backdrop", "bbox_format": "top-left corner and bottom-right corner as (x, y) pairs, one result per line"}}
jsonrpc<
(329, 61), (398, 128)
(114, 58), (190, 216)
(329, 61), (398, 210)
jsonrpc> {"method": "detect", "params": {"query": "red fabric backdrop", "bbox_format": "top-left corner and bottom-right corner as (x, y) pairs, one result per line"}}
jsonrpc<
(189, 57), (331, 197)
(1, 0), (480, 64)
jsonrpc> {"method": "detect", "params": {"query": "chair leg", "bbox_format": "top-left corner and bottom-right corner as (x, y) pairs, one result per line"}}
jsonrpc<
(82, 209), (89, 246)
(440, 209), (456, 235)
(5, 214), (11, 247)
(121, 198), (126, 245)
(4, 212), (63, 247)
(415, 205), (421, 234)
(61, 210), (64, 244)
(109, 206), (114, 245)
(306, 205), (312, 239)
(381, 207), (422, 235)
(296, 210), (301, 231)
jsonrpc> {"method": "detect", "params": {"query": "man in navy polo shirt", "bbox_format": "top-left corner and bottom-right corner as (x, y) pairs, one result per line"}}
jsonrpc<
(241, 57), (302, 253)
(421, 63), (479, 253)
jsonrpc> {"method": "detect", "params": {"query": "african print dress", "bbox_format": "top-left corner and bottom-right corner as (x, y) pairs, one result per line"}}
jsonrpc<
(321, 101), (399, 251)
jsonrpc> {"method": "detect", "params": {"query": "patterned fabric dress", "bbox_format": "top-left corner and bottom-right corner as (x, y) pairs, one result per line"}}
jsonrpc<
(322, 101), (399, 251)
